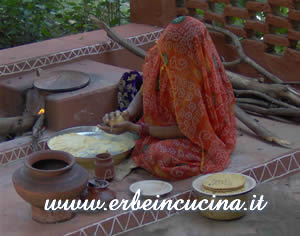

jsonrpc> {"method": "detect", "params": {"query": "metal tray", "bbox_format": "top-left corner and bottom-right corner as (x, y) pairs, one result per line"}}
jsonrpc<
(47, 126), (136, 168)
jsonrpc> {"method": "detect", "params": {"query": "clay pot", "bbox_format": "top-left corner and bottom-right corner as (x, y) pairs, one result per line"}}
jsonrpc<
(80, 179), (116, 204)
(12, 150), (88, 223)
(94, 153), (115, 180)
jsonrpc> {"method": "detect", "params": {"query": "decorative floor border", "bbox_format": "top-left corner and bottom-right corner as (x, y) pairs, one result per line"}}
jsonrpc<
(0, 29), (163, 77)
(0, 139), (48, 166)
(64, 150), (300, 236)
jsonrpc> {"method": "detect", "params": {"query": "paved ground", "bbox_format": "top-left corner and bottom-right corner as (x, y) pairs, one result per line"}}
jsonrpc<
(0, 115), (299, 235)
(123, 172), (300, 236)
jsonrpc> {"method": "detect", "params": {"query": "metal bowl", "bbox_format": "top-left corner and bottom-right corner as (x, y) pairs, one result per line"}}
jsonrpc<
(192, 173), (256, 220)
(47, 126), (136, 170)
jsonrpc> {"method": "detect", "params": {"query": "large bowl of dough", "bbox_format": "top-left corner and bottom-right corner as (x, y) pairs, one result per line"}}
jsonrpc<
(192, 172), (256, 220)
(47, 126), (136, 170)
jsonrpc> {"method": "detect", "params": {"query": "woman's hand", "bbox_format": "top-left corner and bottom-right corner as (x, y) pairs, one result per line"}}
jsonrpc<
(97, 121), (134, 135)
(102, 110), (130, 126)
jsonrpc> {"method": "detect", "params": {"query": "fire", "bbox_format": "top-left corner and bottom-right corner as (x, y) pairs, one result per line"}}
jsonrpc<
(37, 108), (45, 115)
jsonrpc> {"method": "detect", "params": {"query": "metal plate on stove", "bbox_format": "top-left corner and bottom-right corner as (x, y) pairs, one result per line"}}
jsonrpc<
(34, 70), (90, 92)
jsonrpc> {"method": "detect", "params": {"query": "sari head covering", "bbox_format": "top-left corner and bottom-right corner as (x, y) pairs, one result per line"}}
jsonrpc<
(131, 16), (237, 180)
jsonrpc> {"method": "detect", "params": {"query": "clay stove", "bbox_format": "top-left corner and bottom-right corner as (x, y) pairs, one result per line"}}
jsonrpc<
(0, 60), (129, 131)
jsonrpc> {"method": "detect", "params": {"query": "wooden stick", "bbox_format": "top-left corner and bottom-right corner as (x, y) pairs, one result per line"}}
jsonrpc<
(0, 116), (36, 136)
(32, 114), (45, 152)
(227, 71), (300, 107)
(236, 98), (270, 108)
(237, 104), (300, 117)
(222, 58), (242, 68)
(234, 89), (298, 109)
(90, 15), (146, 59)
(234, 105), (291, 147)
(196, 17), (284, 83)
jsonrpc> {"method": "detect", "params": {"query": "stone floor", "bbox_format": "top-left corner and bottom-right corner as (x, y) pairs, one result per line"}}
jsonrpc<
(123, 172), (300, 236)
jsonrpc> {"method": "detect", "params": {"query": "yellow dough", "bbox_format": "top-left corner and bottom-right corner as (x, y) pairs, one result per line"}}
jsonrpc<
(48, 132), (134, 157)
(202, 173), (245, 192)
(109, 111), (125, 127)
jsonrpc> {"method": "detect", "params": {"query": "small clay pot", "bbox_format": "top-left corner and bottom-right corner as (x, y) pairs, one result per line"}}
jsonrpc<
(80, 179), (116, 204)
(12, 150), (88, 223)
(94, 153), (115, 180)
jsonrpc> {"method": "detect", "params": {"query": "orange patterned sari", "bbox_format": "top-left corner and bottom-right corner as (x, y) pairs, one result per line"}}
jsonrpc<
(131, 16), (237, 180)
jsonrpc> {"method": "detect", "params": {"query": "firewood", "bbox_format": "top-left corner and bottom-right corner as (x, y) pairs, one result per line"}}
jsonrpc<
(227, 71), (300, 107)
(200, 20), (284, 84)
(234, 106), (291, 147)
(0, 116), (36, 136)
(32, 114), (45, 151)
(236, 98), (270, 108)
(234, 89), (298, 109)
(90, 15), (146, 59)
(237, 104), (300, 117)
(23, 87), (45, 116)
(0, 86), (44, 137)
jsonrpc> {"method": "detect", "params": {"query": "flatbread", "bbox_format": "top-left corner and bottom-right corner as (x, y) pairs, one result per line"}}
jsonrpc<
(202, 173), (245, 192)
(48, 133), (133, 157)
(201, 186), (245, 195)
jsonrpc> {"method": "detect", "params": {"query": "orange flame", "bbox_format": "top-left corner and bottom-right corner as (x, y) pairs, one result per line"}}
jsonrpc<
(37, 108), (45, 115)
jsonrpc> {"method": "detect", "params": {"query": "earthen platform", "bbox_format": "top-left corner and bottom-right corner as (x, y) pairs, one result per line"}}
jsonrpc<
(0, 116), (299, 236)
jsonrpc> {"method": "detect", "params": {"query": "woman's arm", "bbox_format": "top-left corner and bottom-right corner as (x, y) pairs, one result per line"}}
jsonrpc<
(130, 124), (185, 139)
(100, 87), (184, 139)
(126, 92), (143, 121)
(98, 122), (185, 139)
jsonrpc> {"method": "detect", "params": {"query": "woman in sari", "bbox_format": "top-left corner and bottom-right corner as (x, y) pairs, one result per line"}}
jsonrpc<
(98, 16), (237, 180)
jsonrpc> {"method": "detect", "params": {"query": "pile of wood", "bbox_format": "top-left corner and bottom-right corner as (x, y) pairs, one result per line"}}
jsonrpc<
(0, 87), (45, 149)
(90, 16), (300, 148)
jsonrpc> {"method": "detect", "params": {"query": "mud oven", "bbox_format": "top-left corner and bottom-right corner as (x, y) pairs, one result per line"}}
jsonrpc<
(0, 59), (136, 166)
(1, 59), (129, 131)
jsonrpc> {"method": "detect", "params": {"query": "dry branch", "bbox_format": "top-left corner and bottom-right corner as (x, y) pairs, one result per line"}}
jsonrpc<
(32, 114), (45, 151)
(234, 89), (298, 109)
(237, 104), (300, 117)
(222, 58), (242, 68)
(227, 71), (300, 107)
(234, 105), (290, 147)
(195, 17), (284, 84)
(236, 98), (270, 108)
(0, 87), (44, 137)
(0, 116), (36, 136)
(90, 15), (146, 59)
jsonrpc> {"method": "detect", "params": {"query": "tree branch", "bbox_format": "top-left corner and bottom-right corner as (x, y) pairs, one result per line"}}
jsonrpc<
(237, 104), (300, 117)
(234, 89), (298, 109)
(236, 98), (270, 108)
(194, 17), (283, 83)
(90, 15), (146, 59)
(234, 105), (291, 147)
(228, 71), (300, 107)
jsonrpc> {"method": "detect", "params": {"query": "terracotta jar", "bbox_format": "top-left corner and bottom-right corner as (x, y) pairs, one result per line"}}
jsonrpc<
(80, 179), (116, 206)
(94, 153), (115, 180)
(12, 150), (88, 224)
